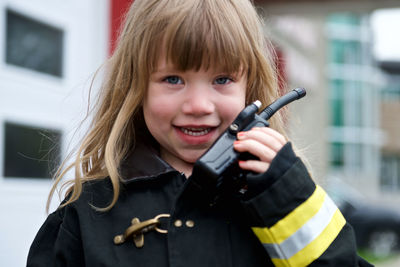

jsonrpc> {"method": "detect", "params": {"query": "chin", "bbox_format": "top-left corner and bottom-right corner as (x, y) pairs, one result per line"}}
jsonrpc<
(181, 151), (206, 164)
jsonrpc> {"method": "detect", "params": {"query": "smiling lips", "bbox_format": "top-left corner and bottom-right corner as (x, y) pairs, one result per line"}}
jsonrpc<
(173, 125), (217, 145)
(180, 127), (212, 136)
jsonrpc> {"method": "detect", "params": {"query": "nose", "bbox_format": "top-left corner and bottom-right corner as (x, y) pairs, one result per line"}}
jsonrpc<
(181, 85), (214, 116)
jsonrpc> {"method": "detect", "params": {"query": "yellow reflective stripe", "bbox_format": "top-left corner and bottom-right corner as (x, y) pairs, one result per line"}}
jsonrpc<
(251, 185), (347, 266)
(271, 209), (346, 267)
(253, 185), (326, 244)
(261, 194), (339, 259)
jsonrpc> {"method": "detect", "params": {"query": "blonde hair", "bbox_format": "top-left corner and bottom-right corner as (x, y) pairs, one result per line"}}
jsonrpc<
(48, 0), (285, 212)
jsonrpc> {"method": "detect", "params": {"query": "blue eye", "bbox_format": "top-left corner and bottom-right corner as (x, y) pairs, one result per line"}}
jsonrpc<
(164, 76), (182, 84)
(214, 77), (232, 85)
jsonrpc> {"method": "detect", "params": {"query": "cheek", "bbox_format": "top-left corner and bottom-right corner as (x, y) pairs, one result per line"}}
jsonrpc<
(227, 88), (246, 120)
(143, 97), (175, 128)
(219, 97), (246, 124)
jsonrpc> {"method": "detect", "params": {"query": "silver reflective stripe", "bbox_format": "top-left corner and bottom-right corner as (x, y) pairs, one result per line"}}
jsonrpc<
(263, 195), (338, 259)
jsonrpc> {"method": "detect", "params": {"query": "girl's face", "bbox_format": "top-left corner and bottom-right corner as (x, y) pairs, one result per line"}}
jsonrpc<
(143, 58), (247, 175)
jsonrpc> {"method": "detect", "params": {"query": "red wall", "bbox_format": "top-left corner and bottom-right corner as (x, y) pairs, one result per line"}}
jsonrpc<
(110, 0), (132, 54)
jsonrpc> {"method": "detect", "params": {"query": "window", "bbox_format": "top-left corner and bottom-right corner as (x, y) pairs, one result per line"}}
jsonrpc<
(381, 154), (400, 191)
(4, 122), (62, 179)
(328, 13), (361, 26)
(5, 9), (64, 77)
(330, 142), (344, 167)
(329, 40), (361, 64)
(382, 82), (400, 99)
(330, 79), (344, 127)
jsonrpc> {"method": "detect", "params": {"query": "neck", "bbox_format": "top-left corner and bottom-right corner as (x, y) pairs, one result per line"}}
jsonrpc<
(160, 151), (194, 178)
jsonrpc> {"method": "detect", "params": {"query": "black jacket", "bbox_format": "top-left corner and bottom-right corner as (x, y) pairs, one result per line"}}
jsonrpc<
(27, 141), (373, 267)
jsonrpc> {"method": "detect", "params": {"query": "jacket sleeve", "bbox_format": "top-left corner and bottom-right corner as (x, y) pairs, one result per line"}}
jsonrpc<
(240, 143), (373, 267)
(27, 205), (85, 267)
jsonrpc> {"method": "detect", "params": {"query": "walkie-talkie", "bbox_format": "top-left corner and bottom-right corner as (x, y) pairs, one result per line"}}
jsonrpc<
(190, 87), (306, 199)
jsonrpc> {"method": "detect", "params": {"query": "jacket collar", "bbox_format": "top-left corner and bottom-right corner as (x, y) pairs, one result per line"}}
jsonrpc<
(120, 138), (177, 183)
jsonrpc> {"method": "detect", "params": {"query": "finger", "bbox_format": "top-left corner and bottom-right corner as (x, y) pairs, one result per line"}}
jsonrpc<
(238, 159), (270, 173)
(252, 127), (286, 145)
(237, 129), (284, 152)
(234, 139), (277, 163)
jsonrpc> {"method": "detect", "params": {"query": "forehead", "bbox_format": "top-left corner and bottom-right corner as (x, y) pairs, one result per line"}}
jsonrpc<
(151, 43), (246, 76)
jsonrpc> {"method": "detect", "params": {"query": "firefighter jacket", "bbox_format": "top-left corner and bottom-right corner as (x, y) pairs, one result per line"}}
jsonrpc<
(27, 140), (373, 267)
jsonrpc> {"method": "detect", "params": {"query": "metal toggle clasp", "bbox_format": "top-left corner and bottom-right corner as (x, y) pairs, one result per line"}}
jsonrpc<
(114, 214), (170, 248)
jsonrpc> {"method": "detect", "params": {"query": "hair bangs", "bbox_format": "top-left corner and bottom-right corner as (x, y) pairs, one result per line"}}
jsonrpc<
(149, 0), (254, 76)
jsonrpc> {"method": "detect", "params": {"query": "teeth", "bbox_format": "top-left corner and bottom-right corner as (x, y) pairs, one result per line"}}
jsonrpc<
(181, 127), (211, 136)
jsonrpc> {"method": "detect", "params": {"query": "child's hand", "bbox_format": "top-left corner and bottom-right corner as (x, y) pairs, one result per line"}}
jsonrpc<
(233, 127), (287, 173)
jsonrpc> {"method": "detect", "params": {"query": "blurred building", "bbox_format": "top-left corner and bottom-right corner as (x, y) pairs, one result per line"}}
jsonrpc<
(0, 0), (108, 265)
(263, 8), (400, 208)
(325, 13), (383, 198)
(379, 61), (400, 198)
(1, 0), (400, 265)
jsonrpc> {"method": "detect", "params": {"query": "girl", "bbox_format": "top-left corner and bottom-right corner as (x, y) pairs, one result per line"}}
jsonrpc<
(28, 0), (372, 266)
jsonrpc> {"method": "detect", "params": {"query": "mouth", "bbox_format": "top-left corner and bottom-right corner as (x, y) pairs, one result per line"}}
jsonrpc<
(174, 125), (218, 145)
(179, 127), (212, 136)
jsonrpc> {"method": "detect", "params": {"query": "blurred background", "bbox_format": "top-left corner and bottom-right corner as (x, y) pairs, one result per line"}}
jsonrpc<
(0, 0), (400, 266)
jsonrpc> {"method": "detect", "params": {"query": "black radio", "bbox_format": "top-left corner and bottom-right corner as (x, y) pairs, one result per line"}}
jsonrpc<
(190, 88), (306, 200)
